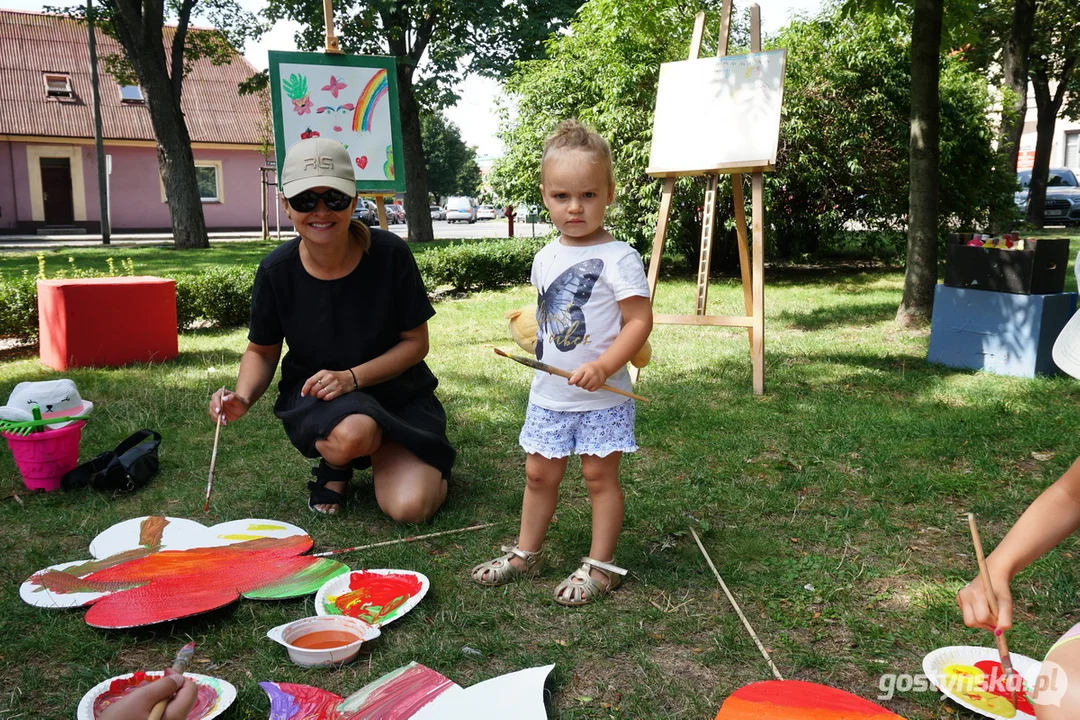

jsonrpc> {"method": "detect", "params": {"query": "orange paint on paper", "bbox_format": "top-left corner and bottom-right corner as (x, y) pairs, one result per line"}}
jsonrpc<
(715, 680), (904, 719)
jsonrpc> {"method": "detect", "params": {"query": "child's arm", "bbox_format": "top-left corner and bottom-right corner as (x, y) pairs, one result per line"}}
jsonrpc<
(569, 295), (653, 391)
(957, 458), (1080, 632)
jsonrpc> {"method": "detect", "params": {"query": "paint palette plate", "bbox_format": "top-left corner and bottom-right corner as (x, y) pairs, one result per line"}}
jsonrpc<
(315, 568), (429, 628)
(923, 645), (1042, 719)
(78, 671), (236, 720)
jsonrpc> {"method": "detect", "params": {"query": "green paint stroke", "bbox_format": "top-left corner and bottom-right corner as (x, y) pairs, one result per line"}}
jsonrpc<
(242, 559), (348, 599)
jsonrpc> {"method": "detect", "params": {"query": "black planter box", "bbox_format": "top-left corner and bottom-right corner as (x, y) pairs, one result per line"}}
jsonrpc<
(944, 235), (1070, 295)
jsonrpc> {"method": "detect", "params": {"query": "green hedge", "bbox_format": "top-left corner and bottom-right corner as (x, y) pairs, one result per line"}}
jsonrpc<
(0, 238), (549, 341)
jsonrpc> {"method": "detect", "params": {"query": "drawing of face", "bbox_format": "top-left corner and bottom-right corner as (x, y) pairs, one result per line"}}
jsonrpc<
(540, 149), (614, 244)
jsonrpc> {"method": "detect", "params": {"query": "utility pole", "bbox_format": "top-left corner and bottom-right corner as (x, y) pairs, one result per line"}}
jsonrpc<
(87, 0), (110, 244)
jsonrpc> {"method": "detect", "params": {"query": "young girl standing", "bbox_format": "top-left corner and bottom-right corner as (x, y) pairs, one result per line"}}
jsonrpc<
(471, 120), (653, 606)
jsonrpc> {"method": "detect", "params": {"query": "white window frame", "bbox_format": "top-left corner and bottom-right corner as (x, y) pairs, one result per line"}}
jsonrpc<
(43, 73), (74, 101)
(159, 160), (224, 203)
(119, 84), (145, 103)
(1066, 132), (1079, 171)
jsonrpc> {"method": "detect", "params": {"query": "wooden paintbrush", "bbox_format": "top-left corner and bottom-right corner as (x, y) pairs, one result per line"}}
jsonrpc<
(493, 348), (649, 402)
(967, 512), (1018, 708)
(204, 389), (225, 512)
(148, 641), (196, 720)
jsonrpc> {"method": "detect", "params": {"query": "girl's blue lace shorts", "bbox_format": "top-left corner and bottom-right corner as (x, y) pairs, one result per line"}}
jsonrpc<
(519, 400), (638, 458)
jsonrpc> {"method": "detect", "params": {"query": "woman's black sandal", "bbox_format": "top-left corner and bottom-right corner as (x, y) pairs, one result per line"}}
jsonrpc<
(307, 460), (352, 514)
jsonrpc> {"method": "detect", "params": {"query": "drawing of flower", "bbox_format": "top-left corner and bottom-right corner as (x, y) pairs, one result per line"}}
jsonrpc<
(20, 516), (348, 628)
(321, 75), (347, 98)
(283, 74), (312, 117)
(292, 97), (313, 116)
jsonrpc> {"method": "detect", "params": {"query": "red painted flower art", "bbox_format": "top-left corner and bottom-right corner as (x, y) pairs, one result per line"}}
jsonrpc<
(20, 517), (348, 629)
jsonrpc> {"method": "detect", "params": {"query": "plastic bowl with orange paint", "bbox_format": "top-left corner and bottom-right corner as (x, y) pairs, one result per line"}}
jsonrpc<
(266, 615), (380, 667)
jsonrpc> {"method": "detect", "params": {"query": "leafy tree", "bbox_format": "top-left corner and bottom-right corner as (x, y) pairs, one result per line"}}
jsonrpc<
(492, 0), (1011, 269)
(57, 1), (258, 249)
(490, 0), (724, 262)
(265, 0), (580, 242)
(1023, 0), (1080, 227)
(774, 11), (1013, 256)
(419, 112), (479, 202)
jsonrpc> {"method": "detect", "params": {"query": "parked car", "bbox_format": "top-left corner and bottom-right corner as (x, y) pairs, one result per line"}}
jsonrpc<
(477, 205), (497, 221)
(515, 204), (541, 222)
(353, 199), (378, 227)
(445, 196), (477, 223)
(386, 203), (406, 224)
(1015, 168), (1080, 225)
(429, 205), (445, 220)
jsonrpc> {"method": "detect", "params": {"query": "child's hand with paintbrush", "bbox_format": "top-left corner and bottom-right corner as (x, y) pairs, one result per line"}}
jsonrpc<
(96, 669), (197, 720)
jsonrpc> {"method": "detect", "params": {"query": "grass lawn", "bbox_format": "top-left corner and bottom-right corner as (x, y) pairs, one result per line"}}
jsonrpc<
(3, 234), (1080, 718)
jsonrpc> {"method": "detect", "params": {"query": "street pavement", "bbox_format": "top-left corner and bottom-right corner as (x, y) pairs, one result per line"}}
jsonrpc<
(0, 218), (553, 251)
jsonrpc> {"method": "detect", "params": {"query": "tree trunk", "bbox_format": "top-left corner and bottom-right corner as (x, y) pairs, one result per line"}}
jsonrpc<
(1024, 73), (1063, 228)
(141, 70), (209, 249)
(998, 0), (1037, 173)
(106, 0), (208, 249)
(896, 0), (944, 327)
(395, 64), (434, 243)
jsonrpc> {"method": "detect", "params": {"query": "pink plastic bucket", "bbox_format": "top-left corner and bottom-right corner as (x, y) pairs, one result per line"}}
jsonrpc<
(2, 420), (84, 491)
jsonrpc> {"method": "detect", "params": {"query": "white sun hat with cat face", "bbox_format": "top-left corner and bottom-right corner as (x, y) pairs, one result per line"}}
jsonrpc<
(0, 379), (94, 428)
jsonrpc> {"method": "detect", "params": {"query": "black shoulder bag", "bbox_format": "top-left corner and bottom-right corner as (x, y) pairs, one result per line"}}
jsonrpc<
(61, 429), (162, 492)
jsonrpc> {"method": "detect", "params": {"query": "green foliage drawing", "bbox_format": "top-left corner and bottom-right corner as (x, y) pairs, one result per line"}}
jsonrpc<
(282, 73), (308, 101)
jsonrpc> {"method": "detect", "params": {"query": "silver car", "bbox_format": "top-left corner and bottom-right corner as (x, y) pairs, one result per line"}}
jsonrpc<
(1016, 168), (1080, 226)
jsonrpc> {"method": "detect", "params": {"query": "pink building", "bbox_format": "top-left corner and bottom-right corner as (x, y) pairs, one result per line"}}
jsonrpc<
(0, 9), (288, 234)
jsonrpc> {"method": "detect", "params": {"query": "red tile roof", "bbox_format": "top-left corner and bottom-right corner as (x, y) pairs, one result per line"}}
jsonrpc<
(0, 9), (270, 145)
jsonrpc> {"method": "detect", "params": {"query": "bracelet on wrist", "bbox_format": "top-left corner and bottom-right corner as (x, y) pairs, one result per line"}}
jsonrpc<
(347, 367), (359, 390)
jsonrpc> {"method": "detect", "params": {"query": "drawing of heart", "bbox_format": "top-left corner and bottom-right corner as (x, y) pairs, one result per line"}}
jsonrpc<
(356, 156), (368, 170)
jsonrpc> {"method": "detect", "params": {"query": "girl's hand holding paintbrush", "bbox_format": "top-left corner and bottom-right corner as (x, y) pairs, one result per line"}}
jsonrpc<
(97, 669), (197, 720)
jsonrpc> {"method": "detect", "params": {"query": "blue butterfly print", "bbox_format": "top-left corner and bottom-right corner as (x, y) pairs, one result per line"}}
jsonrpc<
(536, 258), (603, 361)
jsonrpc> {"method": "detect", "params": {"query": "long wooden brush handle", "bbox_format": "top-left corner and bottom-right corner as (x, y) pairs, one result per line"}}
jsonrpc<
(967, 513), (1017, 703)
(203, 392), (225, 512)
(493, 348), (649, 402)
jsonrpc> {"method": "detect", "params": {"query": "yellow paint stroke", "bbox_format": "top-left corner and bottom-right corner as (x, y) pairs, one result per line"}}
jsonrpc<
(219, 534), (265, 541)
(245, 524), (287, 531)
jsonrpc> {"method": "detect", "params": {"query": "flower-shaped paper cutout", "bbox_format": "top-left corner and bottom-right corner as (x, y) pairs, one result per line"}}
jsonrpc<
(260, 663), (553, 719)
(21, 516), (348, 628)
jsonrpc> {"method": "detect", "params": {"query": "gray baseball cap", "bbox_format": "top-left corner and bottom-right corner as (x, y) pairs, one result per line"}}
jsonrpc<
(280, 137), (357, 199)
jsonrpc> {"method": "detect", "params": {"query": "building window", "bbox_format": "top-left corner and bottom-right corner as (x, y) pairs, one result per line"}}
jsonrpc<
(195, 163), (220, 202)
(119, 85), (144, 103)
(1067, 133), (1079, 171)
(43, 73), (74, 100)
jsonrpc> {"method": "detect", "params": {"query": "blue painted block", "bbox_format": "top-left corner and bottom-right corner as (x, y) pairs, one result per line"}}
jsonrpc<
(927, 285), (1077, 378)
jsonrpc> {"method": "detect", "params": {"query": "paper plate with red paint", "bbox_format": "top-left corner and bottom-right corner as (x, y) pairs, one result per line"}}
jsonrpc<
(19, 516), (349, 628)
(78, 671), (236, 720)
(714, 680), (906, 719)
(923, 645), (1042, 719)
(315, 568), (430, 628)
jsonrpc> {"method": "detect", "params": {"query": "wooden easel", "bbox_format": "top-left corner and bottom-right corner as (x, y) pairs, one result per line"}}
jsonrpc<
(321, 0), (389, 231)
(637, 2), (771, 395)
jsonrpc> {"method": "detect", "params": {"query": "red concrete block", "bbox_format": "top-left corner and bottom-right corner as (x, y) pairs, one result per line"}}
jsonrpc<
(38, 277), (178, 370)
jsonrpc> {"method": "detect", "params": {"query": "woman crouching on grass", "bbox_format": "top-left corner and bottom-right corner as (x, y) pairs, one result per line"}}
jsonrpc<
(208, 137), (454, 521)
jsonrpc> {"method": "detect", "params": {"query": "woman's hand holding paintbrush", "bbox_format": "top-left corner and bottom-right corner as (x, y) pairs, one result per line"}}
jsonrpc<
(97, 642), (198, 720)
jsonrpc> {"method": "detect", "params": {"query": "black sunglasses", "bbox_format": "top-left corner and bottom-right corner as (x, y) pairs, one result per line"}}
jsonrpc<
(287, 189), (354, 212)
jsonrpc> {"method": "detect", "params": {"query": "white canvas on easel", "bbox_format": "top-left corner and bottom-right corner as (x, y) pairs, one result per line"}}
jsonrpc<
(638, 6), (785, 396)
(648, 50), (786, 175)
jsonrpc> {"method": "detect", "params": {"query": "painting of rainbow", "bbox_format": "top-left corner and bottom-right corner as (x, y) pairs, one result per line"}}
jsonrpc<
(269, 51), (405, 194)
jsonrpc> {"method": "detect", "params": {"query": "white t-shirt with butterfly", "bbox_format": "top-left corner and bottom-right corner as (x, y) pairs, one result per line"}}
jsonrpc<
(528, 238), (650, 411)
